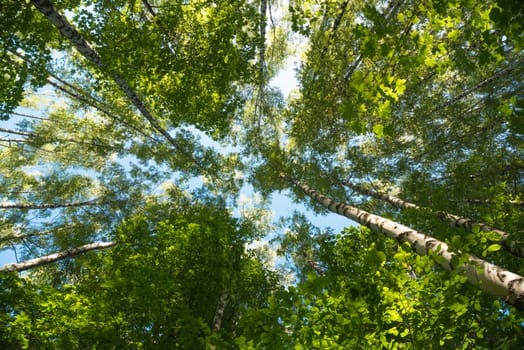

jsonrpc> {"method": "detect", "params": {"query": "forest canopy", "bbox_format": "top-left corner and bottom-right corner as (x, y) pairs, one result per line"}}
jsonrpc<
(0, 0), (523, 348)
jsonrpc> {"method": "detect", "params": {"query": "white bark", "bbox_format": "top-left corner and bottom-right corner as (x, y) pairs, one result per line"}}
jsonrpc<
(0, 241), (117, 272)
(209, 289), (228, 350)
(340, 181), (523, 258)
(211, 289), (228, 332)
(288, 177), (524, 310)
(30, 0), (181, 151)
(0, 199), (100, 210)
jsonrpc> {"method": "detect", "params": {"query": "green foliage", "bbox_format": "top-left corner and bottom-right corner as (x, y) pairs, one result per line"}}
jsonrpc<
(1, 0), (523, 348)
(260, 226), (524, 348)
(0, 0), (60, 119)
(0, 194), (279, 348)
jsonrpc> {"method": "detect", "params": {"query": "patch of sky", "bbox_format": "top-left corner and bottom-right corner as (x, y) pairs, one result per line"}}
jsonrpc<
(0, 9), (355, 270)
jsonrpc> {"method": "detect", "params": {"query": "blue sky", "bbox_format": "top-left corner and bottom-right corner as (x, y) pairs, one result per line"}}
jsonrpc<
(0, 49), (355, 269)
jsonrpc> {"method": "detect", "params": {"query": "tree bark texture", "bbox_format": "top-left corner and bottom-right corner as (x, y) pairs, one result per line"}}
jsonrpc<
(0, 241), (117, 272)
(211, 289), (228, 332)
(339, 181), (523, 258)
(286, 176), (524, 310)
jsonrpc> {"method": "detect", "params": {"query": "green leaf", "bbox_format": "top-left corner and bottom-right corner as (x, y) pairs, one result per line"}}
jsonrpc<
(486, 244), (501, 252)
(395, 78), (407, 96)
(433, 253), (447, 265)
(372, 124), (384, 138)
(448, 29), (460, 40)
(386, 326), (399, 336)
(400, 241), (411, 252)
(486, 231), (502, 241)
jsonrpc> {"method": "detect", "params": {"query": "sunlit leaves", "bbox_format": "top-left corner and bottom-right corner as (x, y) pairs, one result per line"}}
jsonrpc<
(0, 194), (279, 348)
(0, 0), (59, 119)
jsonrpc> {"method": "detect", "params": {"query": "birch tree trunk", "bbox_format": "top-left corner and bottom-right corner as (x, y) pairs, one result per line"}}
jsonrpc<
(0, 241), (116, 272)
(339, 180), (524, 258)
(211, 289), (228, 332)
(285, 176), (524, 310)
(0, 199), (100, 210)
(209, 289), (228, 350)
(30, 0), (182, 153)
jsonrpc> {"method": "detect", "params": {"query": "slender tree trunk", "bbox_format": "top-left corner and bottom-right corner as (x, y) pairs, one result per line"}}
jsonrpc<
(7, 48), (156, 143)
(0, 199), (100, 210)
(141, 0), (156, 17)
(209, 289), (228, 350)
(10, 111), (48, 121)
(338, 181), (524, 258)
(0, 137), (27, 144)
(1, 231), (45, 243)
(0, 224), (84, 243)
(47, 79), (156, 143)
(211, 289), (228, 332)
(431, 65), (516, 113)
(0, 241), (116, 272)
(285, 176), (524, 310)
(463, 199), (524, 208)
(30, 0), (181, 152)
(259, 0), (267, 81)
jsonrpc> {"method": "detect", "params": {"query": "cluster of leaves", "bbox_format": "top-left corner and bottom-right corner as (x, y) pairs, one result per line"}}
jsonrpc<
(0, 0), (523, 348)
(0, 192), (280, 349)
(257, 226), (524, 349)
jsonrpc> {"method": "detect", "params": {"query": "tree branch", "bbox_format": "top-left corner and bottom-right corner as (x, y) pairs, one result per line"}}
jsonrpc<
(0, 199), (101, 210)
(0, 241), (117, 272)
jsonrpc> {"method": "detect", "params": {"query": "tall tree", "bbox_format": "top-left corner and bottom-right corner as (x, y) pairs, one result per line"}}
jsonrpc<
(1, 0), (523, 348)
(0, 192), (280, 348)
(283, 176), (524, 309)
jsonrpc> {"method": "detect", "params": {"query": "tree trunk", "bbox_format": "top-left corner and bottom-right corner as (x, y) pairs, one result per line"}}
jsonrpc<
(0, 241), (117, 272)
(0, 199), (100, 210)
(258, 0), (267, 82)
(30, 0), (181, 152)
(339, 180), (523, 258)
(0, 137), (27, 144)
(211, 289), (228, 332)
(0, 128), (32, 137)
(285, 176), (524, 310)
(431, 65), (516, 113)
(209, 289), (228, 350)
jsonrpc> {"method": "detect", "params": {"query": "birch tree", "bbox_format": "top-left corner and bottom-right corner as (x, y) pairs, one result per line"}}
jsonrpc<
(284, 176), (524, 308)
(335, 179), (524, 258)
(1, 0), (523, 348)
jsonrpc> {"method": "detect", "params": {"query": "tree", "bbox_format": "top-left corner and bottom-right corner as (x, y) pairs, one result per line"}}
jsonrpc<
(335, 179), (524, 258)
(1, 0), (523, 348)
(283, 176), (523, 308)
(0, 191), (280, 348)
